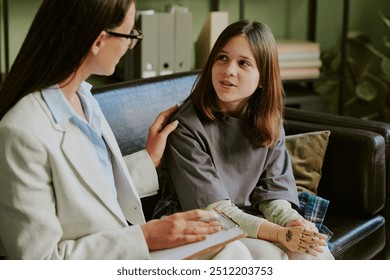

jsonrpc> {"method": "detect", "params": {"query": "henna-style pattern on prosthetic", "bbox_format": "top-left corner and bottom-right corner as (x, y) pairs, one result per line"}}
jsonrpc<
(286, 230), (293, 242)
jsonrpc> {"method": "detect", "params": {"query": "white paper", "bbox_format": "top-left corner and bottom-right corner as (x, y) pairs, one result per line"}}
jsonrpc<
(150, 226), (246, 260)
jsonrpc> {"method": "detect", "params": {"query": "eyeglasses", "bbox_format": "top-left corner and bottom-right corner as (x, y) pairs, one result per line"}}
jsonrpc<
(106, 27), (143, 49)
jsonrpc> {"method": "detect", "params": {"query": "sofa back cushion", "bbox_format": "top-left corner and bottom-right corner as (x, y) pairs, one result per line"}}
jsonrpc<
(285, 130), (330, 194)
(93, 71), (199, 155)
(285, 120), (386, 216)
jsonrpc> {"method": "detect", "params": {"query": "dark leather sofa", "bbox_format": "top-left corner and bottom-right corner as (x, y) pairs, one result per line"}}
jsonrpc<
(285, 108), (390, 260)
(93, 71), (388, 260)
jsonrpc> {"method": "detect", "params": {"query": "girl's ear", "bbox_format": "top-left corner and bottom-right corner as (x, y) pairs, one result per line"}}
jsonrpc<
(91, 31), (107, 55)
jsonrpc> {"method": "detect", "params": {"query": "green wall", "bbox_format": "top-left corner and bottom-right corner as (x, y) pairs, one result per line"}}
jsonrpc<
(0, 0), (42, 72)
(1, 0), (389, 76)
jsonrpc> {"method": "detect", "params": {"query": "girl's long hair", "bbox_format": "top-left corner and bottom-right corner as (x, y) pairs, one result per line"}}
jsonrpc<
(191, 20), (284, 147)
(0, 0), (133, 119)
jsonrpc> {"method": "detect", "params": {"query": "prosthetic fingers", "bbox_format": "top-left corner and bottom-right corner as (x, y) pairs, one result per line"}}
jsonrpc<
(275, 226), (328, 256)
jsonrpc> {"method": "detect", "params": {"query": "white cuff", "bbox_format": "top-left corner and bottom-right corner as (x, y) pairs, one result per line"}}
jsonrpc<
(123, 149), (158, 198)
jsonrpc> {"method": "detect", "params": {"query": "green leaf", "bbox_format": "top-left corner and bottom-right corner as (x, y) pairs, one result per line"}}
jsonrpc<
(361, 112), (380, 120)
(379, 10), (390, 29)
(383, 36), (390, 49)
(315, 80), (339, 96)
(355, 81), (377, 101)
(330, 55), (341, 73)
(382, 58), (390, 78)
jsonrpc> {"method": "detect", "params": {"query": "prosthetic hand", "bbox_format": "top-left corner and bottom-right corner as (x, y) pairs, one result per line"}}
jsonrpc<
(277, 226), (327, 256)
(258, 221), (328, 256)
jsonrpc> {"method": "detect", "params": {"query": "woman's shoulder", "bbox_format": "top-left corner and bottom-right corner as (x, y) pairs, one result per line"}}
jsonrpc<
(0, 92), (53, 133)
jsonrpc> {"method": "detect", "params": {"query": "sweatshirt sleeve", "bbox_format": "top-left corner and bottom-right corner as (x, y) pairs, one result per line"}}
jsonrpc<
(204, 200), (265, 238)
(258, 199), (305, 226)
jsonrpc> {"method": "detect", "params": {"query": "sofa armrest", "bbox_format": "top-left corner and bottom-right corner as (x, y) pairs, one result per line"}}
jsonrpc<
(285, 107), (390, 260)
(284, 120), (386, 216)
(285, 107), (390, 139)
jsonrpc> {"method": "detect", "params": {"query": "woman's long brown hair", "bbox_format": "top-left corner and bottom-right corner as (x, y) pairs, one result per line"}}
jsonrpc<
(0, 0), (133, 120)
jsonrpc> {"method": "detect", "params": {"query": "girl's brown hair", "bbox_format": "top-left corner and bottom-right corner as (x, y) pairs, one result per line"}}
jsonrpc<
(191, 20), (284, 147)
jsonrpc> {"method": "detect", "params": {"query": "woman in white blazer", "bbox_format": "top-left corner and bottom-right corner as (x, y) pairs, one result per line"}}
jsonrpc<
(0, 0), (252, 260)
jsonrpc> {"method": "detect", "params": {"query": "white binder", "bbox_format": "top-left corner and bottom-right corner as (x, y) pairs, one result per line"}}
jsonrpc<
(173, 12), (192, 73)
(158, 13), (175, 76)
(135, 12), (159, 78)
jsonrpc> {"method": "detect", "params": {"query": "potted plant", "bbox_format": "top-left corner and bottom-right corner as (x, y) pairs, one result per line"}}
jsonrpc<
(315, 10), (390, 121)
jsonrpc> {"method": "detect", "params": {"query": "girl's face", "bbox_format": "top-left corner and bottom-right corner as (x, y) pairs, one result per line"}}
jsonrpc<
(211, 35), (260, 116)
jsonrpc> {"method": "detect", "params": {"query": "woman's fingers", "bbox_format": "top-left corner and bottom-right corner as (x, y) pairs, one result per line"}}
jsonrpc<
(159, 120), (179, 138)
(172, 209), (219, 222)
(167, 209), (223, 235)
(183, 223), (222, 235)
(142, 209), (224, 251)
(150, 105), (179, 134)
(146, 105), (179, 167)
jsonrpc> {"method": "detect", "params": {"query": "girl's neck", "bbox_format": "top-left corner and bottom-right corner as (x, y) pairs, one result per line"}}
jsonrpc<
(218, 100), (249, 118)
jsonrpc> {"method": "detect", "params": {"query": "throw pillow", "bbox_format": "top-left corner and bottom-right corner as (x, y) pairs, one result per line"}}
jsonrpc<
(285, 130), (330, 194)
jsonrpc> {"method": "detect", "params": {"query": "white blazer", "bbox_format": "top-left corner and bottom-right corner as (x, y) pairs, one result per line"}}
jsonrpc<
(0, 91), (158, 259)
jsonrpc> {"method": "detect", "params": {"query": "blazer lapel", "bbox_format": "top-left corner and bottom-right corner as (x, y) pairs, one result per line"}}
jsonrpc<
(101, 119), (146, 225)
(60, 121), (127, 225)
(34, 91), (131, 226)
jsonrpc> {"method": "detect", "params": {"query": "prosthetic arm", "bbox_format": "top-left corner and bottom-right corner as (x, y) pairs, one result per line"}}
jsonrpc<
(205, 200), (327, 256)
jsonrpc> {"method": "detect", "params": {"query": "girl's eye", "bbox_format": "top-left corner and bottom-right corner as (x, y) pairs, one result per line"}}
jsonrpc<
(216, 54), (227, 61)
(239, 60), (251, 67)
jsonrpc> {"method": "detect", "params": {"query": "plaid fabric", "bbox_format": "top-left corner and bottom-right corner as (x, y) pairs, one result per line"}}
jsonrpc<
(154, 189), (335, 248)
(298, 192), (334, 248)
